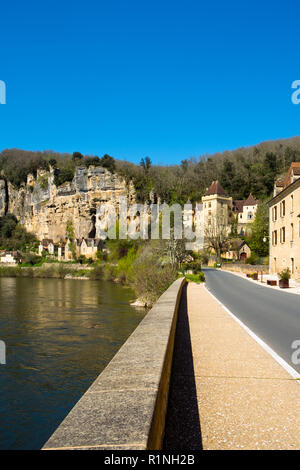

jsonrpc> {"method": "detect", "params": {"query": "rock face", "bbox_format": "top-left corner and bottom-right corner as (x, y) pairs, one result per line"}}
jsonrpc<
(0, 166), (135, 241)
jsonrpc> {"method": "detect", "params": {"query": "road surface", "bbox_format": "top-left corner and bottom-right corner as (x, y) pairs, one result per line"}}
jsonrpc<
(203, 268), (300, 374)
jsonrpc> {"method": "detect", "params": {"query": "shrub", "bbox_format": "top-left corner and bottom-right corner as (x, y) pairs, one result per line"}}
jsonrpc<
(132, 254), (177, 304)
(278, 268), (291, 281)
(115, 247), (137, 283)
(37, 174), (49, 190)
(247, 253), (259, 265)
(185, 272), (205, 283)
(54, 167), (75, 187)
(103, 263), (117, 281)
(76, 255), (93, 265)
(88, 265), (104, 280)
(21, 253), (42, 266)
(190, 260), (202, 273)
(198, 250), (209, 265)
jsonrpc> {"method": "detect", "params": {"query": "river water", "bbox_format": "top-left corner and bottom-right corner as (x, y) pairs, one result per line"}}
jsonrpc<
(0, 277), (146, 450)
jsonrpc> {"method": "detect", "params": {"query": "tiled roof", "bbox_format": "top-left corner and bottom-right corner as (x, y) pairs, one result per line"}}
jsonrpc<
(283, 162), (300, 188)
(233, 194), (257, 213)
(204, 180), (227, 196)
(244, 194), (258, 206)
(233, 200), (245, 213)
(42, 238), (54, 245)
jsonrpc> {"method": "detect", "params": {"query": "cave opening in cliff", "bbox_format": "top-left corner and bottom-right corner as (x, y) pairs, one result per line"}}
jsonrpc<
(88, 211), (96, 238)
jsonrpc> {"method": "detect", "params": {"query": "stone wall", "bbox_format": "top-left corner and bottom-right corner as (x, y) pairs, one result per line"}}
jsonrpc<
(43, 277), (186, 450)
(222, 264), (269, 274)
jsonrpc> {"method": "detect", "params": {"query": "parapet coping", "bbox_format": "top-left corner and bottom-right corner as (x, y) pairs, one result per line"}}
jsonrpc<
(42, 276), (186, 450)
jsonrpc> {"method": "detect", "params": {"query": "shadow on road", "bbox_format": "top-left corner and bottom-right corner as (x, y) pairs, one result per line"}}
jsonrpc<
(163, 284), (203, 450)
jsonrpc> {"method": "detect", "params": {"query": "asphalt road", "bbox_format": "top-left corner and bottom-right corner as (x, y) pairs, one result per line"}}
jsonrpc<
(203, 268), (300, 374)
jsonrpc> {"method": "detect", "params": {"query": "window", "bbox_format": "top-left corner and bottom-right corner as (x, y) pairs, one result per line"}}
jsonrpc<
(208, 202), (211, 208)
(247, 212), (253, 220)
(280, 200), (285, 217)
(273, 206), (277, 221)
(280, 227), (285, 243)
(291, 223), (294, 242)
(291, 195), (294, 213)
(273, 231), (278, 245)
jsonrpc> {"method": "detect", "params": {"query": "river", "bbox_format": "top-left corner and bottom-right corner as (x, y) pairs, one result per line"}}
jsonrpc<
(0, 277), (146, 450)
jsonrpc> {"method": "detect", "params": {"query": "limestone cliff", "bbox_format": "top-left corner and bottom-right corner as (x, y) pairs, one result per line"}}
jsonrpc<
(0, 166), (135, 241)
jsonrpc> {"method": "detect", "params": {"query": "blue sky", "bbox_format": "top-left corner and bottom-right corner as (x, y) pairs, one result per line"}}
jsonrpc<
(0, 0), (299, 165)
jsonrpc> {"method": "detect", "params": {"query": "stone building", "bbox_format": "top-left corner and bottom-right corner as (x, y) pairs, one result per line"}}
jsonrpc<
(78, 238), (103, 259)
(233, 194), (258, 236)
(268, 162), (300, 279)
(38, 239), (56, 256)
(224, 240), (252, 261)
(0, 251), (22, 264)
(201, 180), (257, 236)
(202, 181), (233, 229)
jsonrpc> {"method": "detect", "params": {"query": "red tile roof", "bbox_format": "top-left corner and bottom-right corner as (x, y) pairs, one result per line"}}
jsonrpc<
(283, 162), (300, 188)
(233, 200), (245, 213)
(204, 180), (227, 196)
(244, 194), (258, 206)
(233, 194), (257, 213)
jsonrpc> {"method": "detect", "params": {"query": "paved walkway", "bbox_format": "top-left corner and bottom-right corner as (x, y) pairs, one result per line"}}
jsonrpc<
(164, 283), (300, 450)
(223, 268), (300, 295)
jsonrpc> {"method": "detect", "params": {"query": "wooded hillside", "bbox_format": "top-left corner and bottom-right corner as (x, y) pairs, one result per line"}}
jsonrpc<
(1, 136), (300, 204)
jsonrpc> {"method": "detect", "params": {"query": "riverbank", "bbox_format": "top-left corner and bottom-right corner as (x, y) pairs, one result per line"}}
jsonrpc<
(0, 261), (173, 307)
(0, 263), (101, 280)
(0, 259), (205, 307)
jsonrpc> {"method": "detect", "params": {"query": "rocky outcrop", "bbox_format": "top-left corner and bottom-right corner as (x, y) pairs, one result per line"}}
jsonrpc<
(0, 166), (135, 241)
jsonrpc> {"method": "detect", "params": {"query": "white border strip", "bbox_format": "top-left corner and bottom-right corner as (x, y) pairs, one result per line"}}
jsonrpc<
(204, 284), (300, 381)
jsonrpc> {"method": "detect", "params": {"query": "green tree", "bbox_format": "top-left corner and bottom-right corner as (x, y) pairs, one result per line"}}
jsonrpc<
(66, 220), (76, 258)
(72, 151), (84, 162)
(246, 201), (269, 257)
(100, 154), (115, 173)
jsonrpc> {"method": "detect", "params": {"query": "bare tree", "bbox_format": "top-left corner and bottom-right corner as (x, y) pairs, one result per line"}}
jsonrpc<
(204, 217), (230, 262)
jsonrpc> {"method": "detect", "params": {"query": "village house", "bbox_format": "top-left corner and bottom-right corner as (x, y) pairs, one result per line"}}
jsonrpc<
(268, 162), (300, 280)
(202, 181), (233, 230)
(63, 237), (102, 261)
(79, 238), (103, 259)
(38, 239), (56, 256)
(224, 240), (252, 261)
(233, 193), (258, 236)
(0, 251), (22, 265)
(201, 180), (258, 242)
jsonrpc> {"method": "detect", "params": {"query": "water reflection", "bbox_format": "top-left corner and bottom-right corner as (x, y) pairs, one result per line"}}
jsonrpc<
(0, 277), (146, 449)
